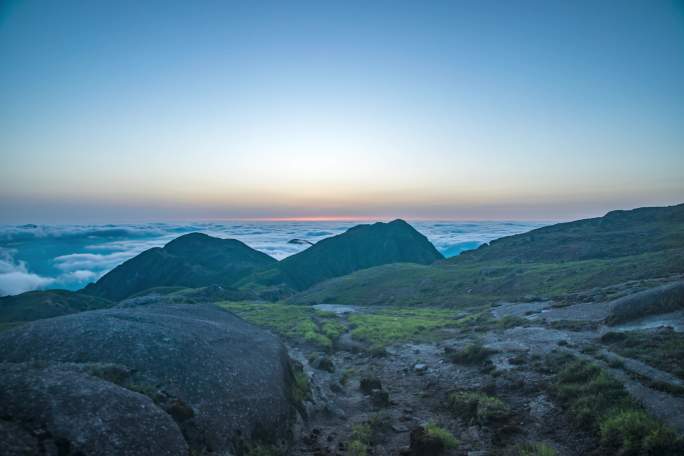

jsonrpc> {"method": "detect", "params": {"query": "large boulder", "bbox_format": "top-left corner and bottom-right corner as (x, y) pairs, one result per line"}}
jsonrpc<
(0, 362), (188, 456)
(607, 281), (684, 324)
(0, 303), (299, 454)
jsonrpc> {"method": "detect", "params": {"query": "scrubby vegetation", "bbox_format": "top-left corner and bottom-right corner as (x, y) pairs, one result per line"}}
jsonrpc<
(346, 414), (391, 456)
(601, 329), (684, 380)
(289, 365), (311, 405)
(446, 342), (497, 365)
(549, 355), (682, 454)
(424, 422), (459, 448)
(448, 391), (511, 425)
(514, 442), (557, 456)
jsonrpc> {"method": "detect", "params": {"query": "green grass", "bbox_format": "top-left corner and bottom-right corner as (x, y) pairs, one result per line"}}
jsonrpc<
(218, 301), (335, 349)
(347, 307), (463, 349)
(447, 391), (510, 425)
(346, 414), (391, 456)
(290, 366), (311, 404)
(549, 355), (682, 454)
(600, 409), (682, 455)
(515, 442), (557, 456)
(601, 330), (684, 380)
(424, 422), (459, 448)
(218, 302), (472, 351)
(288, 248), (684, 307)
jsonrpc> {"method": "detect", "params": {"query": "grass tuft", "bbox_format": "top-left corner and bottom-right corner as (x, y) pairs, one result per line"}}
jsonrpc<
(448, 391), (510, 425)
(424, 422), (459, 448)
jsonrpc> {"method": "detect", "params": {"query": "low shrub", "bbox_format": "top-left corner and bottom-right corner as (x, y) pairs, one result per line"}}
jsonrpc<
(424, 422), (459, 449)
(600, 409), (681, 455)
(550, 356), (683, 454)
(448, 391), (510, 425)
(515, 442), (557, 456)
(446, 342), (497, 365)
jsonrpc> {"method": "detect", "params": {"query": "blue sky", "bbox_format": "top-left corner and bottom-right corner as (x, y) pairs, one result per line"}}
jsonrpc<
(1, 0), (683, 222)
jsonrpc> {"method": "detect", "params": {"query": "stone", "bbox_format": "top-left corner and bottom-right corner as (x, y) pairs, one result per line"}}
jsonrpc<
(0, 304), (299, 454)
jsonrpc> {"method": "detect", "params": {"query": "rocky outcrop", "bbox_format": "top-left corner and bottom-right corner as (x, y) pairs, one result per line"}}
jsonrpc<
(0, 362), (188, 456)
(0, 303), (300, 454)
(607, 281), (684, 324)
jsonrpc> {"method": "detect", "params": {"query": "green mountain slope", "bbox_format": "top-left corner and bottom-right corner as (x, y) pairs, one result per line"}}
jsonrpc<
(458, 203), (684, 263)
(240, 219), (444, 294)
(82, 233), (277, 301)
(290, 204), (684, 307)
(0, 290), (112, 325)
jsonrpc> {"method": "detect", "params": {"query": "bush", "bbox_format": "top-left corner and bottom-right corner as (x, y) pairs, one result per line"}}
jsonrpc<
(424, 422), (459, 449)
(346, 414), (391, 455)
(347, 440), (367, 456)
(600, 409), (681, 455)
(516, 442), (557, 456)
(446, 342), (496, 365)
(290, 367), (310, 404)
(551, 356), (683, 454)
(448, 391), (510, 425)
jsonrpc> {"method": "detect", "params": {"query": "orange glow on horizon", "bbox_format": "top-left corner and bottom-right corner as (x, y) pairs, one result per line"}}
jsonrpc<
(241, 215), (382, 222)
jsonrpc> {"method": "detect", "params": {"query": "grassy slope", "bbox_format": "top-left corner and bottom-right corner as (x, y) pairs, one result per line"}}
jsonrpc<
(290, 204), (684, 307)
(289, 248), (684, 307)
(0, 290), (113, 324)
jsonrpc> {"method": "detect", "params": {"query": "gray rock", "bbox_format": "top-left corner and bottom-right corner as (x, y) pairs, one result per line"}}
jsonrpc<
(0, 362), (188, 456)
(414, 363), (428, 374)
(0, 303), (298, 454)
(607, 281), (684, 324)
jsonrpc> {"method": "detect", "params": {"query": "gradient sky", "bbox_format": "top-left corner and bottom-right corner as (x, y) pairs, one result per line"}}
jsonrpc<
(1, 0), (683, 223)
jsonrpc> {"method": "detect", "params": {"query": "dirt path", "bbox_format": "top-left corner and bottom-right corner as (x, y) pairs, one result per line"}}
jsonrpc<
(284, 297), (684, 455)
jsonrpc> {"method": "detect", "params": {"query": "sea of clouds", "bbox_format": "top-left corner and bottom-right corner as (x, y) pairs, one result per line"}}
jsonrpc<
(0, 220), (547, 297)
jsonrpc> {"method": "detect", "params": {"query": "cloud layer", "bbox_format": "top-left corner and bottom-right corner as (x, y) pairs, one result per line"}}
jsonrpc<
(0, 248), (55, 296)
(0, 220), (546, 297)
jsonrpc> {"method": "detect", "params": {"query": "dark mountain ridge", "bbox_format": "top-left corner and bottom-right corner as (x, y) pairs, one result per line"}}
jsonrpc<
(265, 219), (444, 291)
(82, 233), (278, 301)
(81, 219), (443, 301)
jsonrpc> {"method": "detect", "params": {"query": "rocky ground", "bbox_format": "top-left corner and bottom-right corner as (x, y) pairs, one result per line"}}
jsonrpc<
(288, 280), (684, 455)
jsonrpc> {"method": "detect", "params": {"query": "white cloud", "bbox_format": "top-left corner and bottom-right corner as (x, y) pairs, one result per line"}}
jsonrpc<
(0, 220), (548, 295)
(0, 248), (55, 296)
(53, 251), (135, 272)
(65, 269), (99, 281)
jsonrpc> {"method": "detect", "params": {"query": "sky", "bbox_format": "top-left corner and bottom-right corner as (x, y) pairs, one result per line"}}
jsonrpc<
(1, 0), (683, 223)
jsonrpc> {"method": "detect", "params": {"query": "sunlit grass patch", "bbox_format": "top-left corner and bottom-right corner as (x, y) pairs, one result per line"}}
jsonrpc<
(347, 307), (463, 349)
(217, 301), (333, 349)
